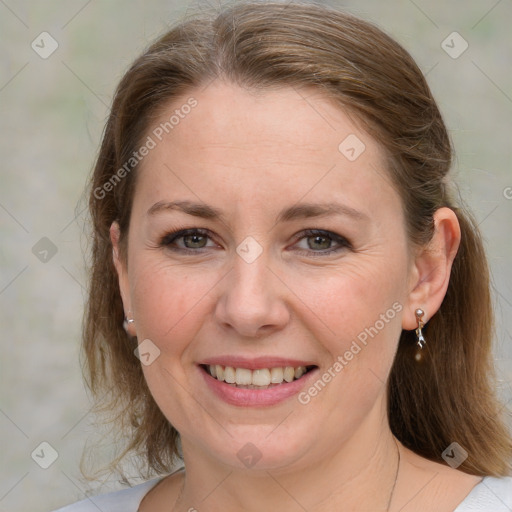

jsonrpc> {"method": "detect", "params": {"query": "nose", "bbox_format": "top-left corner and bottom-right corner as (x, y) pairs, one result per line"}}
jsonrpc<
(214, 254), (290, 338)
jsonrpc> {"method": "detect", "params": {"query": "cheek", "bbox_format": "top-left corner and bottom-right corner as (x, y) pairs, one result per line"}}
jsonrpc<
(294, 254), (407, 369)
(128, 257), (220, 348)
(129, 260), (220, 428)
(292, 260), (406, 428)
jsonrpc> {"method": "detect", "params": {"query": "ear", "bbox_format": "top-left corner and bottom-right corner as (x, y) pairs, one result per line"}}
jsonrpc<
(402, 207), (461, 330)
(110, 221), (136, 337)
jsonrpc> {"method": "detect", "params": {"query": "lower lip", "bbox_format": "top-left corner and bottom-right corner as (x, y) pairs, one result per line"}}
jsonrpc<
(199, 365), (319, 407)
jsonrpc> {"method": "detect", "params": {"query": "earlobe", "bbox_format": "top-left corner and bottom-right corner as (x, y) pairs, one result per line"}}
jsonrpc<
(110, 221), (137, 337)
(402, 207), (461, 330)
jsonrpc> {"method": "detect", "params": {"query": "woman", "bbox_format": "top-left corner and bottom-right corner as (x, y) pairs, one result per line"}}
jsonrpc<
(54, 1), (512, 510)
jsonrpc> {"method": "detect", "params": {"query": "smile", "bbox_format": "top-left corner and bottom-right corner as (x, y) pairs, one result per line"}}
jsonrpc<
(199, 362), (320, 407)
(202, 364), (316, 388)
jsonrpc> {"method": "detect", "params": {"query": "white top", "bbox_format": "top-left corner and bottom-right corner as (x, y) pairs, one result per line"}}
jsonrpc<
(52, 475), (512, 512)
(51, 478), (161, 512)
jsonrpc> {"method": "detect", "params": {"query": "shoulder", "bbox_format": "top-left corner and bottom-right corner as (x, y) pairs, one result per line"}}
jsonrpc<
(50, 478), (163, 512)
(454, 476), (512, 512)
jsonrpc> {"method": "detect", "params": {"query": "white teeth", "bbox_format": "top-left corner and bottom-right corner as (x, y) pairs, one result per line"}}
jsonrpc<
(224, 366), (236, 384)
(283, 366), (295, 383)
(235, 368), (252, 385)
(205, 365), (310, 387)
(294, 366), (306, 379)
(270, 367), (284, 384)
(252, 369), (271, 386)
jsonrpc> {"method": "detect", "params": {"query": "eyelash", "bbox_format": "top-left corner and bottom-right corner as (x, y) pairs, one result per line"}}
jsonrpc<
(160, 228), (352, 256)
(293, 229), (352, 256)
(160, 228), (216, 253)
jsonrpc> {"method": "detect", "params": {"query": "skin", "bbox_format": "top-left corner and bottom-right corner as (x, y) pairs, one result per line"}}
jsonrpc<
(111, 81), (480, 511)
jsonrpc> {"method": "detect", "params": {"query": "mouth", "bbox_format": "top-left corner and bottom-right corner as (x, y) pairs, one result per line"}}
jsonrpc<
(199, 364), (318, 389)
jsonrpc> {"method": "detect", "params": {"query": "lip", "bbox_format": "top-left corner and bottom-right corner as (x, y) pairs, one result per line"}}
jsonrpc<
(198, 356), (317, 370)
(198, 364), (319, 407)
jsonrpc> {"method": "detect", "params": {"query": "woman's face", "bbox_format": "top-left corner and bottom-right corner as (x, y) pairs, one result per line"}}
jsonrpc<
(114, 81), (416, 471)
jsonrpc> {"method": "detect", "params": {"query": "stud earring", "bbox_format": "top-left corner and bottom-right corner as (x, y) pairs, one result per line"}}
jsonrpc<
(415, 308), (426, 349)
(123, 313), (135, 333)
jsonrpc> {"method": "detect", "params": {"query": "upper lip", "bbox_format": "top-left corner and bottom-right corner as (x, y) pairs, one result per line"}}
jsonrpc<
(199, 356), (317, 370)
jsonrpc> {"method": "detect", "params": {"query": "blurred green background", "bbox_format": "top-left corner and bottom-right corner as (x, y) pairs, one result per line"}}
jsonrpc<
(1, 1), (511, 510)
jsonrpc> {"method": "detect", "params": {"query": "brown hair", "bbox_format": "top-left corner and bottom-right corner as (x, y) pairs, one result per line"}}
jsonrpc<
(82, 0), (511, 477)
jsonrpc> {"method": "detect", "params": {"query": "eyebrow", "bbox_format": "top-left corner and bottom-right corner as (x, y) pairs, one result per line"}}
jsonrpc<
(147, 200), (368, 223)
(147, 200), (224, 219)
(276, 202), (368, 223)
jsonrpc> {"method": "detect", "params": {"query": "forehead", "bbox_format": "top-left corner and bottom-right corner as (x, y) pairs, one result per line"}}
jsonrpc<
(133, 81), (398, 219)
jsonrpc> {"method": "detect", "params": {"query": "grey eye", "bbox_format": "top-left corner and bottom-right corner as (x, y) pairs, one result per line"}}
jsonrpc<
(307, 234), (332, 250)
(182, 233), (208, 248)
(293, 229), (351, 255)
(161, 228), (215, 250)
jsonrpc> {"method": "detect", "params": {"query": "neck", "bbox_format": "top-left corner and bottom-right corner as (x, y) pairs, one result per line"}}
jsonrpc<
(175, 402), (401, 511)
